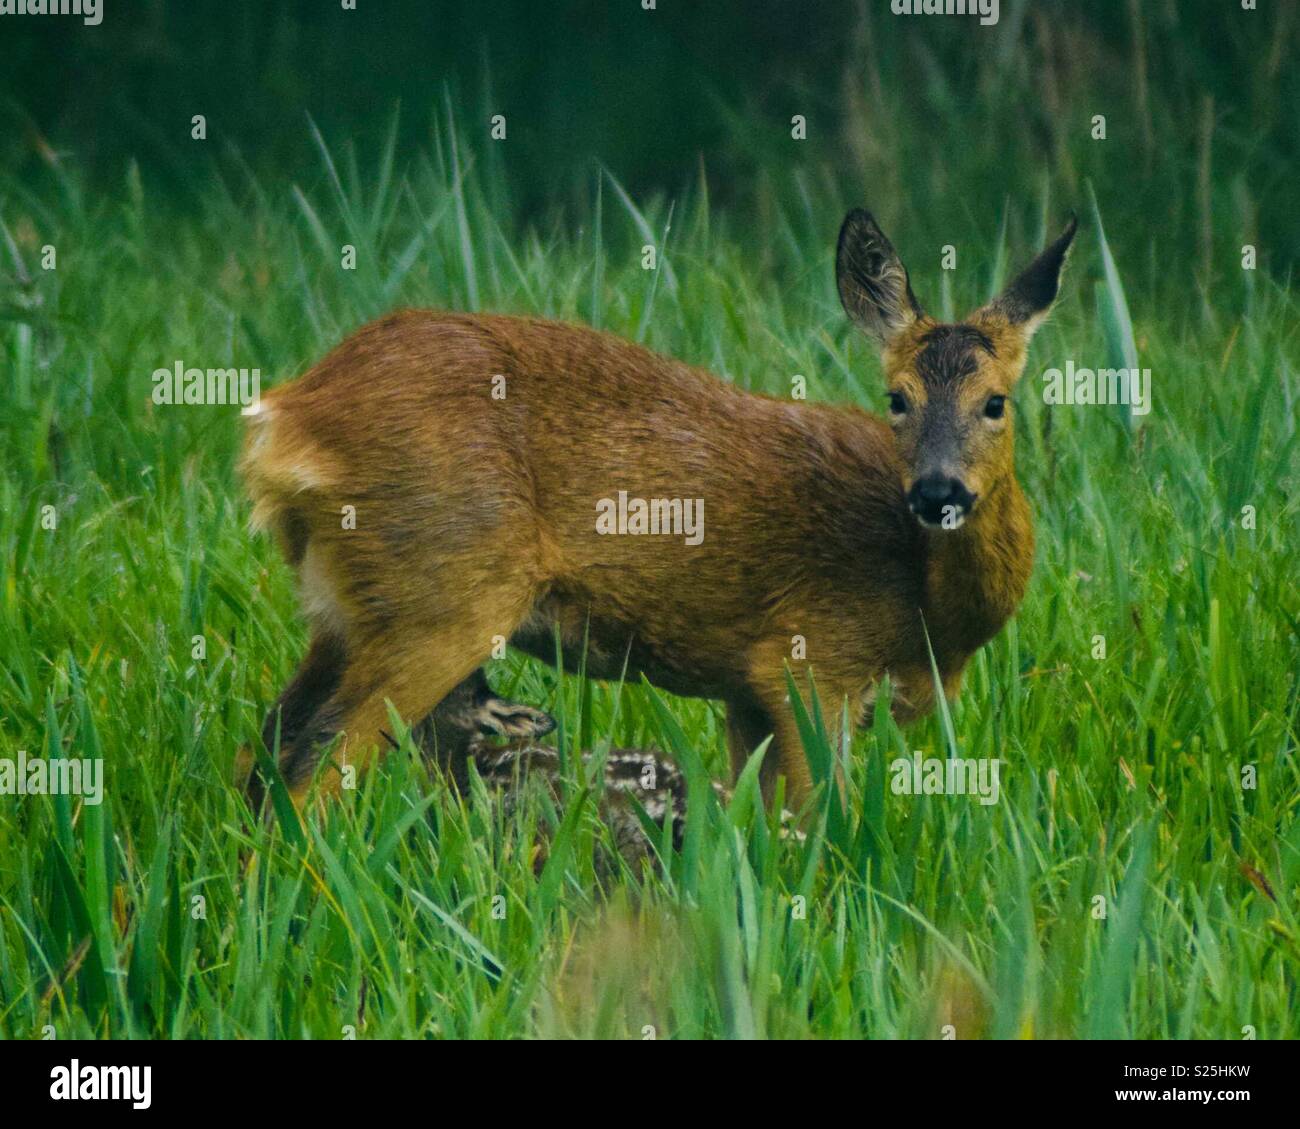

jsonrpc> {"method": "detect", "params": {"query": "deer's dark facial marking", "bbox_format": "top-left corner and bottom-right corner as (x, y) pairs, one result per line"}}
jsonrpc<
(915, 325), (996, 387)
(898, 326), (996, 525)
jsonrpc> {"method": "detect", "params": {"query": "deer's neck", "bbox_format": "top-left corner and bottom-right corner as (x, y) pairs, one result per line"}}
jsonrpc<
(920, 475), (1035, 670)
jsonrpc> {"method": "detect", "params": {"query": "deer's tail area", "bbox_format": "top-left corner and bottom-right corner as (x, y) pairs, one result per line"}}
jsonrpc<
(236, 398), (341, 802)
(239, 398), (329, 571)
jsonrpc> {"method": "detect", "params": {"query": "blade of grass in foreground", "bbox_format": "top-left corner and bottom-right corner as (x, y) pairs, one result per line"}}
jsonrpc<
(251, 714), (305, 851)
(1086, 821), (1155, 1039)
(1088, 182), (1139, 434)
(643, 679), (715, 896)
(920, 617), (960, 759)
(783, 668), (848, 855)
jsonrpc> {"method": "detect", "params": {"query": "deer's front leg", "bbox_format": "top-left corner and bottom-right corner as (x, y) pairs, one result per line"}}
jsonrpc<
(748, 671), (862, 815)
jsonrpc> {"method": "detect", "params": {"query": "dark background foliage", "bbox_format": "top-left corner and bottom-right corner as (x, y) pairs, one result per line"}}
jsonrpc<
(2, 0), (1297, 279)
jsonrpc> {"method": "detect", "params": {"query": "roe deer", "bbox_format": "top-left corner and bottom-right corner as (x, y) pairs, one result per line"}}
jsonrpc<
(242, 208), (1075, 811)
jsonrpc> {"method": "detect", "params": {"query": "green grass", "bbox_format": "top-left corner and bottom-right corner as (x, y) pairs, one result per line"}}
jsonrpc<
(2, 72), (1298, 1037)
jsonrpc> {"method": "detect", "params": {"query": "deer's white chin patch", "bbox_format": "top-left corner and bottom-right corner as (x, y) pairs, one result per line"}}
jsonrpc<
(914, 511), (968, 531)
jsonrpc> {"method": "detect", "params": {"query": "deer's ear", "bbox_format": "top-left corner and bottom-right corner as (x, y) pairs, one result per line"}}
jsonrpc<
(981, 215), (1078, 339)
(836, 209), (922, 346)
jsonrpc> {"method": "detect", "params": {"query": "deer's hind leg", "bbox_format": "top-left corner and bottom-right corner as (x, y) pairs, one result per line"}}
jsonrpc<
(278, 588), (540, 805)
(259, 632), (347, 753)
(245, 631), (348, 813)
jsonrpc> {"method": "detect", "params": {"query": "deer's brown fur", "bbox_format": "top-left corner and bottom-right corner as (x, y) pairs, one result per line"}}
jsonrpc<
(242, 208), (1075, 810)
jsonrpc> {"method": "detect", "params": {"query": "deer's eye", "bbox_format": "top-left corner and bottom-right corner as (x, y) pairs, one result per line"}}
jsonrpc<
(984, 395), (1006, 419)
(887, 392), (908, 416)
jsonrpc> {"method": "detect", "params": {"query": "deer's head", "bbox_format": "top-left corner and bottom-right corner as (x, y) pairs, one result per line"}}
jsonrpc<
(836, 209), (1076, 530)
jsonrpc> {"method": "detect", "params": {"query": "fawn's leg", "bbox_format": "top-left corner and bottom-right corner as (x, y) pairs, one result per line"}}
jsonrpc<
(457, 669), (555, 743)
(411, 667), (555, 772)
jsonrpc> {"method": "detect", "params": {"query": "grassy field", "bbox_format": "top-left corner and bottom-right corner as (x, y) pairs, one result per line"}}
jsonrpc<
(1, 5), (1299, 1040)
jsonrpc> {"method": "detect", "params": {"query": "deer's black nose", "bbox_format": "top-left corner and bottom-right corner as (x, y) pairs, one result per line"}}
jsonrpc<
(907, 475), (975, 526)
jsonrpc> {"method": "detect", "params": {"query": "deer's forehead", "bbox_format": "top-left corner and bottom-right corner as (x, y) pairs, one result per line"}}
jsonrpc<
(887, 323), (1011, 397)
(915, 325), (995, 385)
